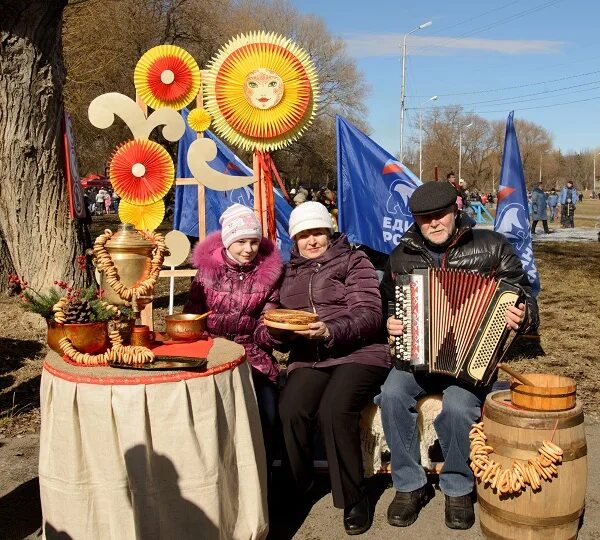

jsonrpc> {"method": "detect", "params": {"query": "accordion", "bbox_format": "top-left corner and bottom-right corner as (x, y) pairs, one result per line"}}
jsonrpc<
(391, 268), (523, 386)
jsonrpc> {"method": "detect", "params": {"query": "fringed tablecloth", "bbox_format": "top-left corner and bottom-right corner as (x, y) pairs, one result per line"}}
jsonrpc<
(39, 338), (268, 540)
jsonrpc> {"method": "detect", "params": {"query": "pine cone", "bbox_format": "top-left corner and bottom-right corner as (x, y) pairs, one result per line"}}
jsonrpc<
(63, 300), (93, 323)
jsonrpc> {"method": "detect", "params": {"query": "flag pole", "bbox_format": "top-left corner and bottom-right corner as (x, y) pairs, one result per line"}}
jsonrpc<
(335, 116), (344, 232)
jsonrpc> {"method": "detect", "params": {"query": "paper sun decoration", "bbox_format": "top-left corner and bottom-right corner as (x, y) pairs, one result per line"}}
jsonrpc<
(187, 108), (212, 132)
(134, 45), (201, 110)
(203, 31), (319, 151)
(109, 139), (174, 208)
(118, 199), (165, 232)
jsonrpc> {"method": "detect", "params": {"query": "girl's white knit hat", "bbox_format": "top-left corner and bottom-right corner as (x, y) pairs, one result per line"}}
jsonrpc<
(220, 204), (262, 248)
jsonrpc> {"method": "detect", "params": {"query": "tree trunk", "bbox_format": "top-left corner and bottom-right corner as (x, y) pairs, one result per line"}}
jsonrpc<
(0, 0), (86, 291)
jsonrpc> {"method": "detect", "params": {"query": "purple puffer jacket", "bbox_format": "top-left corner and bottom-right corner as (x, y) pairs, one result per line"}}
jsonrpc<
(183, 232), (283, 382)
(279, 234), (391, 372)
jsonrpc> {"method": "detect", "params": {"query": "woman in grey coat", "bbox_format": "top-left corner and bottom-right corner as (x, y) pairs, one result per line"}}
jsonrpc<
(531, 182), (550, 234)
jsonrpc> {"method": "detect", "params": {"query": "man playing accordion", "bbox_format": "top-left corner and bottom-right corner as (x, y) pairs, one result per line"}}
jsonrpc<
(376, 181), (539, 530)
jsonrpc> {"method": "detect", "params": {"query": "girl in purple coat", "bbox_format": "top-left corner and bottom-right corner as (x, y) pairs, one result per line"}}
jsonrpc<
(184, 204), (283, 466)
(274, 202), (391, 535)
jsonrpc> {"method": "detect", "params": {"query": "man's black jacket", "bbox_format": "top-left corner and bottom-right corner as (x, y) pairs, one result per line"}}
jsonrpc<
(380, 213), (540, 333)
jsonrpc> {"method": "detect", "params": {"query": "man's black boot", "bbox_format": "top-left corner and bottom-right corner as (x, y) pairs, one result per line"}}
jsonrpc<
(387, 484), (432, 527)
(343, 495), (371, 535)
(444, 494), (475, 530)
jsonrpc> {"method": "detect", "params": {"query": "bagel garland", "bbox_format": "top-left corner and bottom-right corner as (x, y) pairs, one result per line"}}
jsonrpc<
(469, 422), (563, 496)
(58, 330), (155, 366)
(93, 228), (167, 304)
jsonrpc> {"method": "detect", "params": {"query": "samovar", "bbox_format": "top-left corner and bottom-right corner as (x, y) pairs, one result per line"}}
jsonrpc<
(99, 223), (155, 310)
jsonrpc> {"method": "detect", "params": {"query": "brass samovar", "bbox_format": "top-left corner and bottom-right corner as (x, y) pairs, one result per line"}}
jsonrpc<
(99, 223), (155, 310)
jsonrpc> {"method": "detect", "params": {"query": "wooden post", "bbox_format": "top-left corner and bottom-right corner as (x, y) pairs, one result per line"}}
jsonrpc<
(133, 92), (154, 329)
(196, 83), (206, 239)
(253, 152), (262, 224)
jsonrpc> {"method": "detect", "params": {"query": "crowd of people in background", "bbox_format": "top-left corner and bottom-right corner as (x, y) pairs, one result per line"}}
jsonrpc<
(79, 175), (594, 234)
(83, 187), (120, 216)
(290, 184), (339, 230)
(528, 179), (580, 231)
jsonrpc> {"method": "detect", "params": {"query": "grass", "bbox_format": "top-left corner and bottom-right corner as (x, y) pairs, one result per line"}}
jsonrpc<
(573, 198), (600, 227)
(503, 241), (600, 420)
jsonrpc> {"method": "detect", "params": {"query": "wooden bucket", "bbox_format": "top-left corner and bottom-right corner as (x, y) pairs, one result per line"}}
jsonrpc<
(478, 390), (587, 540)
(511, 373), (577, 412)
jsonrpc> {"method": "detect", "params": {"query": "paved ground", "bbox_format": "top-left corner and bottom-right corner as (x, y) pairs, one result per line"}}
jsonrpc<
(1, 424), (598, 539)
(288, 421), (599, 539)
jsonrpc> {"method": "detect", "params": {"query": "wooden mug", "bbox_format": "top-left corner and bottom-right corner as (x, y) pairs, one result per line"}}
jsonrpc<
(130, 325), (155, 348)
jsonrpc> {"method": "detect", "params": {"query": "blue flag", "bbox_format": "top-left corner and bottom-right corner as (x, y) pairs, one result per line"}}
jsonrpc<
(494, 111), (540, 296)
(336, 116), (421, 254)
(173, 108), (294, 261)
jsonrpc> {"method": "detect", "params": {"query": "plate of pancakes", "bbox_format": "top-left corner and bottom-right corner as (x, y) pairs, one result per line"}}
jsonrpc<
(264, 309), (319, 331)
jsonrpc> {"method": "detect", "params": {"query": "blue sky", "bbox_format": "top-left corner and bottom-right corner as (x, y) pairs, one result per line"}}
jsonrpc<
(291, 0), (599, 155)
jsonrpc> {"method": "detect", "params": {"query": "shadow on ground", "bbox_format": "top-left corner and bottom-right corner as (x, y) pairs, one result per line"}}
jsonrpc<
(0, 477), (41, 539)
(267, 472), (393, 540)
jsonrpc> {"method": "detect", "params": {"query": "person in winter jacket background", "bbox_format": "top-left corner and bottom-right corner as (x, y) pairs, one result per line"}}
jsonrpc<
(273, 201), (391, 536)
(531, 182), (550, 234)
(559, 180), (578, 228)
(547, 189), (559, 222)
(184, 204), (283, 471)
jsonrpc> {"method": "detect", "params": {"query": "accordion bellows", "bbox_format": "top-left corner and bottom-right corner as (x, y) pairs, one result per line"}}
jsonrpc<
(393, 268), (522, 386)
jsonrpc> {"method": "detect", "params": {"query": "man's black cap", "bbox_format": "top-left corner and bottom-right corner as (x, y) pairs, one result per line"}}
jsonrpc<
(409, 181), (458, 216)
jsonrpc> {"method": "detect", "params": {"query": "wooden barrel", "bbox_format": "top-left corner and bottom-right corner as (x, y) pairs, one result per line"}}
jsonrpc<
(511, 373), (577, 412)
(478, 390), (587, 540)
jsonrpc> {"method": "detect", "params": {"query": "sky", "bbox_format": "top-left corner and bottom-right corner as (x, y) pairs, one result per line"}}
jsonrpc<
(290, 0), (600, 156)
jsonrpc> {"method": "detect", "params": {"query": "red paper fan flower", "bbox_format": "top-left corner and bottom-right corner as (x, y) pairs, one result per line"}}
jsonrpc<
(134, 45), (201, 110)
(109, 140), (174, 205)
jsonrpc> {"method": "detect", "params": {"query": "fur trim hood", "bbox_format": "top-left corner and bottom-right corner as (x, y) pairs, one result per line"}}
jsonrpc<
(190, 231), (283, 288)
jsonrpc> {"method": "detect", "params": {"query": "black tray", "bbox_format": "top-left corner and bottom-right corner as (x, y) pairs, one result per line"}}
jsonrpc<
(108, 357), (208, 371)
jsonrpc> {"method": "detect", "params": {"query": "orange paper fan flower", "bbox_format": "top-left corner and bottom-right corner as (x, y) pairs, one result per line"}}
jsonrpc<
(109, 139), (174, 205)
(118, 200), (165, 232)
(134, 45), (201, 110)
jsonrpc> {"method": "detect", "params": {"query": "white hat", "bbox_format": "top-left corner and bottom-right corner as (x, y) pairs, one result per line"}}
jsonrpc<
(288, 201), (333, 239)
(219, 204), (262, 248)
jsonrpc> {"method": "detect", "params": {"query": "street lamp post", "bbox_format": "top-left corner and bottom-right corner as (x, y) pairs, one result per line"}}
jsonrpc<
(458, 122), (472, 184)
(400, 20), (432, 162)
(539, 149), (549, 183)
(419, 95), (438, 180)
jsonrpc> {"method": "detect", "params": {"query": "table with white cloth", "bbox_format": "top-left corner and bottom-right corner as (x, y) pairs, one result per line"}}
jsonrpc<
(39, 337), (268, 540)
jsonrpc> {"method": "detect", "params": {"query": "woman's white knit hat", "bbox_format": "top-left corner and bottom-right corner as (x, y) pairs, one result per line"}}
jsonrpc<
(288, 201), (333, 239)
(220, 204), (262, 248)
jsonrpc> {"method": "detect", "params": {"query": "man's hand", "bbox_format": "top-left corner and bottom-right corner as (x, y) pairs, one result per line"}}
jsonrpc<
(294, 321), (330, 340)
(387, 316), (404, 336)
(505, 303), (527, 331)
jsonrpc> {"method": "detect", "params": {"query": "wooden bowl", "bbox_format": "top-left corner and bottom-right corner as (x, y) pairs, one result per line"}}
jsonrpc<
(264, 309), (318, 331)
(165, 313), (207, 341)
(510, 373), (577, 412)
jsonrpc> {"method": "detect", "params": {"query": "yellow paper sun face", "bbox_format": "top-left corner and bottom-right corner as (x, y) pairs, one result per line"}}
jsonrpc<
(204, 32), (319, 152)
